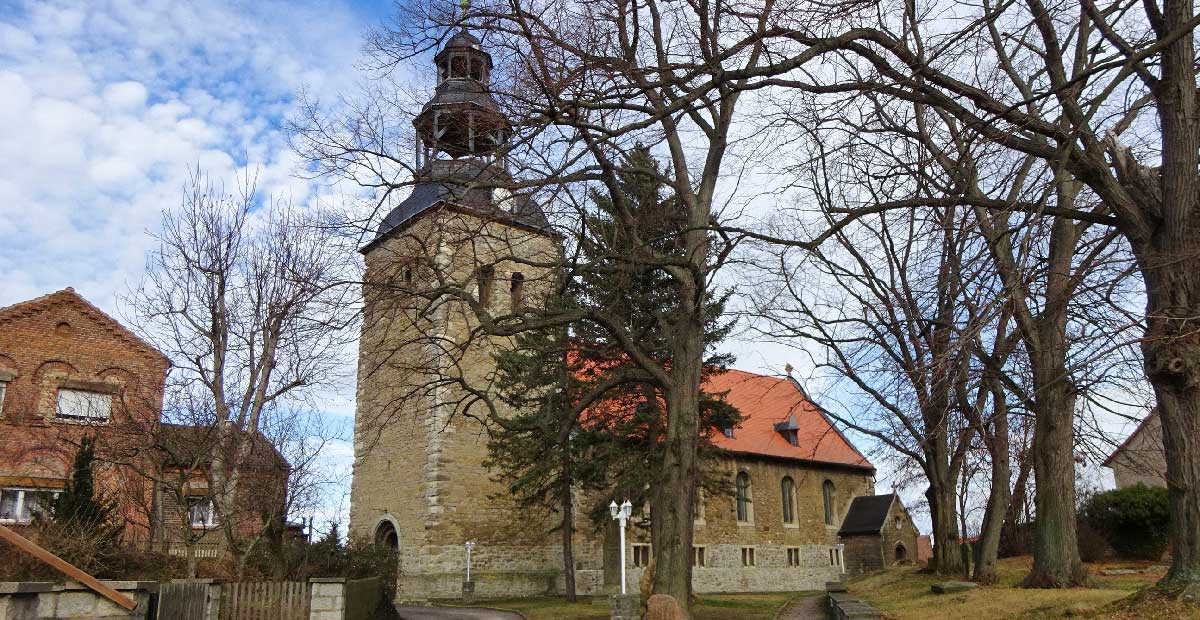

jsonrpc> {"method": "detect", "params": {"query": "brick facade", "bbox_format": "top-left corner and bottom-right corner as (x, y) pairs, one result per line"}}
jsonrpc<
(0, 289), (169, 543)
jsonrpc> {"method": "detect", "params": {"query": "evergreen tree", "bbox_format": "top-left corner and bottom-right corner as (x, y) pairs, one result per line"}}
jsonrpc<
(48, 436), (120, 545)
(487, 147), (739, 600)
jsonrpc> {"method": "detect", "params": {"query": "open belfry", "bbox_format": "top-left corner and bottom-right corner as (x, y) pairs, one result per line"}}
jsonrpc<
(349, 29), (890, 599)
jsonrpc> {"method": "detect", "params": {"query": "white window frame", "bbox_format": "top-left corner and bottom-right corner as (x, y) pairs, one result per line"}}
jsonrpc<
(0, 381), (7, 415)
(188, 497), (219, 529)
(55, 389), (113, 422)
(632, 543), (651, 568)
(0, 488), (59, 524)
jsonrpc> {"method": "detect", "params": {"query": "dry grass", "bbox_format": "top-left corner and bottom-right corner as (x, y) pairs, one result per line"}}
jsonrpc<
(473, 592), (798, 620)
(848, 556), (1200, 620)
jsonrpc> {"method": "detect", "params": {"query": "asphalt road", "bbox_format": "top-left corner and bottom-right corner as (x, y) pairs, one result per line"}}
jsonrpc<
(394, 604), (525, 620)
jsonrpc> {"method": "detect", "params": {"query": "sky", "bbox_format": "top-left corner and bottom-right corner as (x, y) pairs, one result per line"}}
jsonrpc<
(0, 0), (1132, 536)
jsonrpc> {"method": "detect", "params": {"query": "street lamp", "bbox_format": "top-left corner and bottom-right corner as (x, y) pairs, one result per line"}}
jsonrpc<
(464, 541), (476, 582)
(609, 499), (633, 594)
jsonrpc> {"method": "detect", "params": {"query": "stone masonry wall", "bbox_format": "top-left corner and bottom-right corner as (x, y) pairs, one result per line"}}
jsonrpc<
(880, 499), (919, 567)
(0, 582), (155, 620)
(350, 209), (566, 599)
(1109, 414), (1166, 489)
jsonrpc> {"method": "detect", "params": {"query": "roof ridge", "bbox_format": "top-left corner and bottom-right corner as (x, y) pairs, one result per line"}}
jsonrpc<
(0, 289), (170, 366)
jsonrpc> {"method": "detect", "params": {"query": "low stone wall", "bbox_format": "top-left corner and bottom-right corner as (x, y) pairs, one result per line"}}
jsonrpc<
(0, 581), (155, 620)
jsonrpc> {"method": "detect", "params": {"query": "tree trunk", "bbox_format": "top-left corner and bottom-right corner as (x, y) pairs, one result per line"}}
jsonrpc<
(1144, 0), (1200, 596)
(559, 416), (578, 602)
(1025, 367), (1086, 587)
(650, 327), (702, 608)
(926, 462), (963, 576)
(974, 383), (1011, 584)
(1000, 447), (1032, 558)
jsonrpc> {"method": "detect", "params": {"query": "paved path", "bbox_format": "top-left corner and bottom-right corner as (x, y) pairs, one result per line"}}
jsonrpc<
(394, 604), (524, 620)
(776, 594), (826, 620)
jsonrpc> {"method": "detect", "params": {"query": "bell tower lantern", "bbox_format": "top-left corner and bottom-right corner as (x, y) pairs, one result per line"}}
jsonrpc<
(414, 29), (509, 166)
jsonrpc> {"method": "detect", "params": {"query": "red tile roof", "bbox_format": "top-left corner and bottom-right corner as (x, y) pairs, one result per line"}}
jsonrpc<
(704, 369), (873, 470)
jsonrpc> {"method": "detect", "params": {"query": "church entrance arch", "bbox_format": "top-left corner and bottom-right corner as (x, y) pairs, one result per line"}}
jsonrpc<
(375, 518), (399, 550)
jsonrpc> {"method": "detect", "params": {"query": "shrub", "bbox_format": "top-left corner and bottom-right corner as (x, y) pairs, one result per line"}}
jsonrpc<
(1080, 484), (1170, 560)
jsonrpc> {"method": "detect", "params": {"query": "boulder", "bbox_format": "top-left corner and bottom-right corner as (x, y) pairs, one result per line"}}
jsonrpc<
(646, 594), (687, 620)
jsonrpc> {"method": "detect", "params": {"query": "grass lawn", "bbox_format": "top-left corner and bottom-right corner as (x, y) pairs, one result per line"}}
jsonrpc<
(471, 592), (800, 620)
(849, 556), (1200, 620)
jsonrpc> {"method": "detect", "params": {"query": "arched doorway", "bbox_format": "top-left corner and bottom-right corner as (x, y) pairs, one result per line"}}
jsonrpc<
(894, 543), (907, 562)
(375, 520), (399, 550)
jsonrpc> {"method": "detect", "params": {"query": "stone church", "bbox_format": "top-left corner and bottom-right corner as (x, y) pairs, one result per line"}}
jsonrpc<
(348, 30), (885, 599)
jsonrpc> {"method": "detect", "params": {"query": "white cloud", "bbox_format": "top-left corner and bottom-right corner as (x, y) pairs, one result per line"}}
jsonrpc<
(0, 0), (365, 310)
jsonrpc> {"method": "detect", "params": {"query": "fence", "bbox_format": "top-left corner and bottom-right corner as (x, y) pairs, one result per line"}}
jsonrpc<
(218, 581), (310, 620)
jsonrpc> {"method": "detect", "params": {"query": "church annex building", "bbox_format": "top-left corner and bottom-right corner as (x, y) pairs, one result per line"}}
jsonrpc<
(347, 30), (908, 598)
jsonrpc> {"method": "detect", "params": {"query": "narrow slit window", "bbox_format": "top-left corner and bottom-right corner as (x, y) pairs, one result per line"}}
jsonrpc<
(781, 476), (796, 524)
(822, 480), (836, 525)
(510, 272), (525, 311)
(741, 547), (755, 567)
(477, 266), (495, 308)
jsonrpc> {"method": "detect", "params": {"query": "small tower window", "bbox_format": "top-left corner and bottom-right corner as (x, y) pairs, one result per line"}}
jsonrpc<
(403, 267), (413, 285)
(470, 58), (483, 81)
(439, 60), (449, 82)
(510, 272), (525, 311)
(477, 266), (495, 308)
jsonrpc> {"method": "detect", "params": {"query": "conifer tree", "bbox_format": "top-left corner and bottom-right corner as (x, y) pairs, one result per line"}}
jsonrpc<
(48, 436), (120, 548)
(488, 147), (739, 600)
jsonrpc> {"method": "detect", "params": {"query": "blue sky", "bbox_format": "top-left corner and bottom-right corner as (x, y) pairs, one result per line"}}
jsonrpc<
(0, 0), (1128, 535)
(0, 0), (398, 527)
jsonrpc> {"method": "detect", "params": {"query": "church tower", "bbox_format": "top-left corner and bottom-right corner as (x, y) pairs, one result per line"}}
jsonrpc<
(347, 30), (589, 599)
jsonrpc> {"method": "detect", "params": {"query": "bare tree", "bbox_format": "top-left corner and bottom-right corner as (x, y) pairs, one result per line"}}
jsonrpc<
(126, 170), (354, 576)
(769, 0), (1197, 593)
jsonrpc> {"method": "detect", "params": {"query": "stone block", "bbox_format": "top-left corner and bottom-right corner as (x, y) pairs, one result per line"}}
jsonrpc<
(931, 581), (978, 594)
(57, 591), (99, 617)
(826, 581), (848, 592)
(646, 594), (686, 620)
(609, 593), (641, 620)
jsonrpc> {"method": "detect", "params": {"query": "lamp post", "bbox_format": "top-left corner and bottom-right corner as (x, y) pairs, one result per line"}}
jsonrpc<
(609, 500), (633, 594)
(464, 541), (475, 582)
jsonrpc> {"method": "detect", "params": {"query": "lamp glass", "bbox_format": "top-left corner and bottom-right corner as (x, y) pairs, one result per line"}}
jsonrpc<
(609, 501), (619, 519)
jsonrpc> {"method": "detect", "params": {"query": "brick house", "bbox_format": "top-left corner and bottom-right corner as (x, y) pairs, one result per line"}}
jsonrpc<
(0, 288), (169, 543)
(1102, 410), (1166, 489)
(0, 288), (289, 558)
(836, 493), (920, 576)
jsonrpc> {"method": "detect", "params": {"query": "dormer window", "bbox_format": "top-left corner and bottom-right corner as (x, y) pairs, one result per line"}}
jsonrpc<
(774, 415), (800, 446)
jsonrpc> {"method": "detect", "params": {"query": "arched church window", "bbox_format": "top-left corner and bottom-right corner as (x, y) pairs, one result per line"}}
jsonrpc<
(735, 471), (752, 523)
(823, 480), (836, 525)
(451, 54), (468, 78)
(781, 476), (796, 524)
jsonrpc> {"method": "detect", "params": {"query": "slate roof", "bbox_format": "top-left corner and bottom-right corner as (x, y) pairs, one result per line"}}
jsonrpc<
(370, 178), (551, 247)
(706, 369), (874, 470)
(838, 493), (897, 535)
